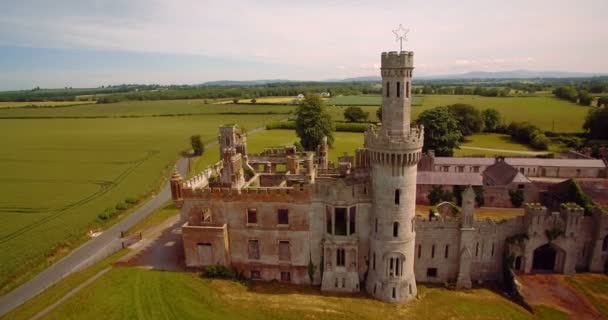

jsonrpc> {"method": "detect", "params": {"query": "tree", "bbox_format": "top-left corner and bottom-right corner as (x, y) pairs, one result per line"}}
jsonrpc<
(250, 98), (257, 104)
(343, 106), (369, 122)
(509, 189), (524, 208)
(190, 135), (204, 156)
(295, 94), (335, 150)
(584, 107), (608, 140)
(553, 86), (579, 102)
(416, 106), (462, 156)
(447, 104), (484, 136)
(376, 107), (382, 122)
(428, 185), (454, 205)
(481, 109), (502, 132)
(597, 96), (608, 107)
(578, 90), (592, 106)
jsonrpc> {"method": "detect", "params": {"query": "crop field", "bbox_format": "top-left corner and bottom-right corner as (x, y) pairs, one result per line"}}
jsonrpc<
(18, 267), (568, 320)
(328, 95), (424, 106)
(0, 100), (294, 118)
(0, 101), (94, 108)
(0, 104), (287, 294)
(412, 95), (590, 133)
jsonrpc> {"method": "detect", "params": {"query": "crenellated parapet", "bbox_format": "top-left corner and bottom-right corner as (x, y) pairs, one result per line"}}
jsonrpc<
(181, 185), (312, 203)
(365, 125), (424, 151)
(381, 51), (414, 70)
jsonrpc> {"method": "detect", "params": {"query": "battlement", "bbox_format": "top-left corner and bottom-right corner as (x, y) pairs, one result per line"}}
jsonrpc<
(364, 125), (424, 151)
(180, 184), (312, 202)
(381, 51), (414, 69)
(524, 203), (547, 216)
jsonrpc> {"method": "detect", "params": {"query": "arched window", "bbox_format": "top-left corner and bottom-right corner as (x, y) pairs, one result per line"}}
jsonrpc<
(406, 81), (410, 98)
(386, 82), (390, 97)
(394, 189), (400, 205)
(393, 222), (399, 237)
(396, 82), (401, 97)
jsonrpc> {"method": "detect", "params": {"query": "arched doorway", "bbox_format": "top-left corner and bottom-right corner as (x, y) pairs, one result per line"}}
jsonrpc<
(532, 243), (563, 272)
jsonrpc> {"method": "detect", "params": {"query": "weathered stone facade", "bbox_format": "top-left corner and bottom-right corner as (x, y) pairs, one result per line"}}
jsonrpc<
(174, 50), (608, 304)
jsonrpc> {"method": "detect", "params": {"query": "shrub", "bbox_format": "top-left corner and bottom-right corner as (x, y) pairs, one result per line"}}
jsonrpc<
(428, 185), (454, 205)
(266, 121), (296, 130)
(343, 106), (369, 122)
(232, 99), (239, 104)
(294, 141), (304, 152)
(190, 135), (204, 156)
(509, 189), (524, 208)
(125, 197), (139, 205)
(202, 264), (234, 279)
(530, 134), (550, 150)
(115, 202), (128, 211)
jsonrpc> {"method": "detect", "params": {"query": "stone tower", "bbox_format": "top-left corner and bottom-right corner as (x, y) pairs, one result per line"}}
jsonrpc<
(364, 51), (424, 303)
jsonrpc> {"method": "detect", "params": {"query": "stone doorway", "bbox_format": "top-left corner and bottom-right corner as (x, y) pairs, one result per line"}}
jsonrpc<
(532, 243), (564, 272)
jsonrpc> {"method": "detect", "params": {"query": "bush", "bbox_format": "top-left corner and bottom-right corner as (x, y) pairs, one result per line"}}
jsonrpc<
(509, 189), (524, 208)
(202, 264), (235, 279)
(556, 135), (584, 149)
(125, 197), (139, 205)
(530, 134), (550, 150)
(428, 185), (454, 205)
(266, 121), (368, 133)
(115, 202), (128, 211)
(266, 121), (296, 130)
(294, 141), (304, 152)
(343, 106), (369, 122)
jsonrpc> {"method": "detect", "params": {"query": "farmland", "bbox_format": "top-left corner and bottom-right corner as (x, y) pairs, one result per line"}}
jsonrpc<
(0, 102), (287, 294)
(0, 101), (95, 108)
(325, 94), (589, 133)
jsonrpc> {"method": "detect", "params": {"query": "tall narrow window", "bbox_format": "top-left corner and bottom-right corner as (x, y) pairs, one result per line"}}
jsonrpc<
(334, 208), (347, 236)
(326, 207), (332, 235)
(393, 222), (399, 237)
(247, 208), (257, 224)
(395, 189), (400, 205)
(386, 82), (390, 97)
(406, 81), (410, 98)
(278, 241), (290, 261)
(277, 209), (289, 225)
(431, 244), (435, 258)
(248, 240), (260, 260)
(476, 242), (479, 257)
(418, 244), (421, 258)
(373, 252), (376, 270)
(375, 218), (378, 234)
(392, 287), (396, 299)
(336, 248), (345, 266)
(445, 245), (449, 259)
(349, 206), (356, 235)
(491, 243), (495, 257)
(396, 82), (401, 97)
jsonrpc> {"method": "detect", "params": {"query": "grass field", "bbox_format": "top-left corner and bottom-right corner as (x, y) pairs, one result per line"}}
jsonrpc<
(328, 95), (424, 106)
(0, 104), (288, 294)
(412, 95), (590, 133)
(22, 267), (566, 320)
(454, 133), (559, 157)
(323, 94), (588, 133)
(0, 101), (94, 108)
(0, 100), (294, 118)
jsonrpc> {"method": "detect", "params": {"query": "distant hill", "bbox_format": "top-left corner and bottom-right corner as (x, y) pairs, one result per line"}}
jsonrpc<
(196, 70), (607, 86)
(418, 70), (608, 80)
(197, 79), (295, 86)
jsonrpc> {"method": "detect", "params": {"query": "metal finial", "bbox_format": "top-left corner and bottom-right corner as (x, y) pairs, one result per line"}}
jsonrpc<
(392, 24), (410, 51)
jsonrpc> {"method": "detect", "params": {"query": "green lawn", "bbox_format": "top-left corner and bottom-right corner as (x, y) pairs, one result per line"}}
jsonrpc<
(25, 267), (565, 320)
(413, 95), (590, 133)
(0, 104), (287, 294)
(326, 94), (589, 133)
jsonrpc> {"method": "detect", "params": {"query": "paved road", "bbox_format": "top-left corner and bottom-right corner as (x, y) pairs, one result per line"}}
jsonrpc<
(0, 157), (188, 317)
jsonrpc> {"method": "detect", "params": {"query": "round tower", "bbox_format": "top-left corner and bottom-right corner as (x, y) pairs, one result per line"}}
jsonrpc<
(364, 51), (423, 303)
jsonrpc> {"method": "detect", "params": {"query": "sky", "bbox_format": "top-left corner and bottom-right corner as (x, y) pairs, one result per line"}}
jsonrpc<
(0, 0), (607, 90)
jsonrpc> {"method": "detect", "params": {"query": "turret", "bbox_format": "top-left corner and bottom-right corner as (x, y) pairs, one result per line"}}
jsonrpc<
(170, 167), (184, 208)
(365, 49), (423, 303)
(456, 186), (475, 289)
